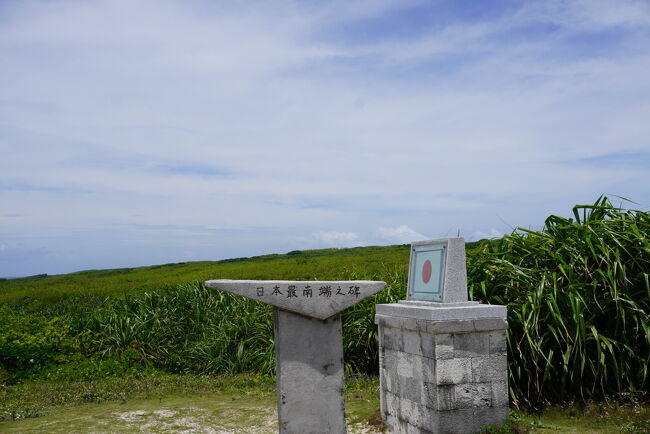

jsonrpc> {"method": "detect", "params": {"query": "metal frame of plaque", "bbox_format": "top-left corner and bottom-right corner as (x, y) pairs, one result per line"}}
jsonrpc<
(407, 240), (447, 302)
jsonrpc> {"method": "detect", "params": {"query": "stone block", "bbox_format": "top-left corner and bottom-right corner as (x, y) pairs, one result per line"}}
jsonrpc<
(407, 422), (434, 434)
(421, 382), (436, 409)
(453, 332), (489, 358)
(381, 350), (392, 375)
(454, 382), (492, 408)
(436, 358), (471, 385)
(427, 406), (509, 434)
(489, 330), (507, 354)
(383, 326), (405, 352)
(405, 422), (421, 434)
(437, 384), (456, 411)
(380, 382), (388, 417)
(384, 412), (400, 432)
(403, 330), (423, 356)
(385, 391), (400, 417)
(434, 334), (455, 359)
(381, 368), (398, 394)
(401, 398), (425, 427)
(405, 400), (441, 433)
(492, 380), (509, 407)
(474, 317), (508, 332)
(415, 319), (428, 333)
(436, 408), (476, 434)
(401, 316), (419, 331)
(397, 351), (420, 378)
(427, 320), (474, 334)
(475, 406), (509, 429)
(399, 376), (423, 403)
(416, 319), (429, 332)
(420, 333), (435, 358)
(421, 356), (436, 381)
(375, 314), (401, 329)
(471, 355), (508, 383)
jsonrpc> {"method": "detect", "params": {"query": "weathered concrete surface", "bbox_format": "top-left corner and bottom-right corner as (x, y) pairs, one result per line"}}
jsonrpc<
(409, 238), (468, 303)
(274, 308), (346, 434)
(205, 280), (386, 320)
(376, 302), (506, 321)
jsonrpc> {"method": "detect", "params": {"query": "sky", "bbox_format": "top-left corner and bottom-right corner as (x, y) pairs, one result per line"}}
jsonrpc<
(2, 0), (650, 277)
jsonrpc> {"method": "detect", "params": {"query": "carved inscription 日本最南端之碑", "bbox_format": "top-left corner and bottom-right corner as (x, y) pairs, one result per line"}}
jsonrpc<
(255, 284), (361, 299)
(204, 279), (386, 320)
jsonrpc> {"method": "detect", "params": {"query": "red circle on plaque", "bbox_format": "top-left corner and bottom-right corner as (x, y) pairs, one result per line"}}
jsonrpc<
(422, 259), (432, 284)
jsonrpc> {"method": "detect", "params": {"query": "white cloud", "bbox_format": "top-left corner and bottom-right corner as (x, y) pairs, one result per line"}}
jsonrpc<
(375, 226), (428, 244)
(312, 231), (362, 247)
(473, 228), (504, 241)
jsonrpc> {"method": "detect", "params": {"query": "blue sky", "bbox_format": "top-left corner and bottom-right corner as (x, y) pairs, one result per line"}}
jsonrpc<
(2, 0), (650, 277)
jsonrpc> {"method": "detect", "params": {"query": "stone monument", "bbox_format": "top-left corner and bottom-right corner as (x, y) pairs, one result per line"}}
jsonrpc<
(205, 279), (386, 434)
(375, 238), (508, 433)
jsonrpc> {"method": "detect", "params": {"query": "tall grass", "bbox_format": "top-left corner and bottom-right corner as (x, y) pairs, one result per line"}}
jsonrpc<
(468, 196), (650, 406)
(1, 263), (406, 382)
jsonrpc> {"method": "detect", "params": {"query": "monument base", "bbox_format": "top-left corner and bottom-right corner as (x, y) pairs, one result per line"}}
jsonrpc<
(375, 301), (508, 434)
(274, 308), (346, 434)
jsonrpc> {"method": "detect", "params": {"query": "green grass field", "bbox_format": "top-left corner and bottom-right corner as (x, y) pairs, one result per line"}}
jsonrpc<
(0, 245), (411, 303)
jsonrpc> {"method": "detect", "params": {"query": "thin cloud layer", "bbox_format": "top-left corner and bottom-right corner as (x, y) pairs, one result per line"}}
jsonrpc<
(375, 226), (428, 244)
(312, 231), (362, 248)
(1, 0), (650, 275)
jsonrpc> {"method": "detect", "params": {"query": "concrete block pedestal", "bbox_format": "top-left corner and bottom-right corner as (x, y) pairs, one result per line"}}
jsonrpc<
(376, 301), (508, 434)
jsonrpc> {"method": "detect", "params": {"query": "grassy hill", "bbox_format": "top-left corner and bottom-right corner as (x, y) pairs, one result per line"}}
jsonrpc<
(0, 245), (413, 303)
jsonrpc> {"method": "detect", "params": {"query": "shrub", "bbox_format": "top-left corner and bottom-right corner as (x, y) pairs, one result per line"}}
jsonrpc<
(0, 305), (76, 378)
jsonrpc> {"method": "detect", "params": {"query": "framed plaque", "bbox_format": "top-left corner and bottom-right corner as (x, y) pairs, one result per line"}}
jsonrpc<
(407, 240), (447, 302)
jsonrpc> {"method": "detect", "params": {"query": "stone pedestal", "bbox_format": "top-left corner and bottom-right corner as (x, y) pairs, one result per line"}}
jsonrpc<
(376, 301), (508, 434)
(274, 309), (346, 434)
(204, 280), (386, 434)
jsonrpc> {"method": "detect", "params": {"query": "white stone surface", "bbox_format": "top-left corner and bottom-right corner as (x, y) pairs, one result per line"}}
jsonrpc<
(376, 302), (507, 321)
(205, 279), (385, 320)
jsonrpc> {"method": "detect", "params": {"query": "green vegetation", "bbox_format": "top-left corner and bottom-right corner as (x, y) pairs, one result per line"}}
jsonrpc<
(0, 196), (648, 427)
(0, 245), (410, 303)
(0, 251), (408, 388)
(468, 196), (650, 407)
(483, 401), (650, 433)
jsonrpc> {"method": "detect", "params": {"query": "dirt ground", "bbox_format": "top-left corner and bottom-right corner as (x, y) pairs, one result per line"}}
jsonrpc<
(0, 389), (384, 433)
